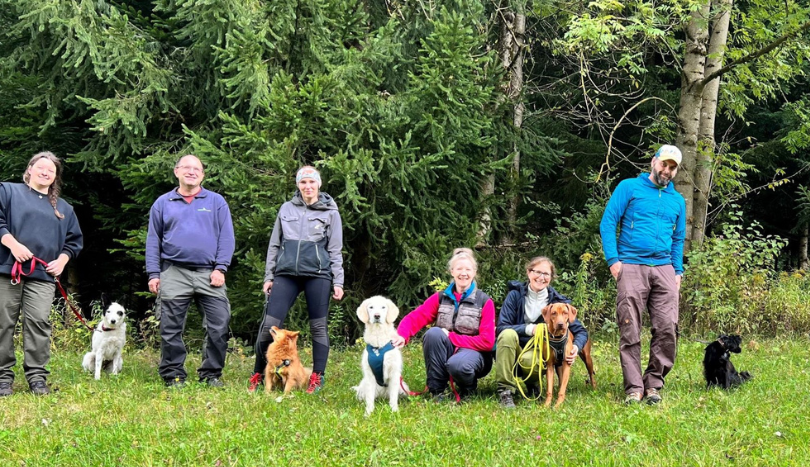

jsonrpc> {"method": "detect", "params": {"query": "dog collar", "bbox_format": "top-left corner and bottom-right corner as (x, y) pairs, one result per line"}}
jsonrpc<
(101, 325), (115, 332)
(274, 359), (291, 378)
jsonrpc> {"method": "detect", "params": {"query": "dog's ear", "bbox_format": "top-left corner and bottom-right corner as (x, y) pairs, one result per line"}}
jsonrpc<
(385, 298), (399, 324)
(541, 304), (552, 324)
(566, 304), (578, 323)
(356, 298), (370, 324)
(270, 326), (279, 337)
(101, 293), (110, 310)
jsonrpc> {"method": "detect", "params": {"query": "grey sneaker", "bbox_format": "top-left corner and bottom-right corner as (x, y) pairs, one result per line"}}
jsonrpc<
(202, 377), (225, 388)
(498, 389), (516, 409)
(29, 380), (50, 396)
(645, 388), (662, 405)
(624, 392), (643, 405)
(0, 382), (12, 397)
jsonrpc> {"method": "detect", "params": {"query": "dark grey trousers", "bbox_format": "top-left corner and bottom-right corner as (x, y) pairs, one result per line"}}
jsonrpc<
(616, 263), (679, 394)
(0, 276), (55, 384)
(422, 327), (492, 396)
(158, 264), (230, 381)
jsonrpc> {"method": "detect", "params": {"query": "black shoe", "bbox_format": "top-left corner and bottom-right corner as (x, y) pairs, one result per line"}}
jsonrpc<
(29, 380), (50, 396)
(201, 377), (224, 388)
(165, 377), (186, 388)
(0, 382), (12, 397)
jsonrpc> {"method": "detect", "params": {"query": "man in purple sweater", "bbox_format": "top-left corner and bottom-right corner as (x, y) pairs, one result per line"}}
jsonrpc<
(146, 155), (235, 388)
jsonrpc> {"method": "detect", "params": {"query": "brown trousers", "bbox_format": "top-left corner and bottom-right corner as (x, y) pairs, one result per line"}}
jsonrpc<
(616, 264), (678, 394)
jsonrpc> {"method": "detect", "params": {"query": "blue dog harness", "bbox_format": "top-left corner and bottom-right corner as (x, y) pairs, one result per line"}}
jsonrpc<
(366, 342), (395, 386)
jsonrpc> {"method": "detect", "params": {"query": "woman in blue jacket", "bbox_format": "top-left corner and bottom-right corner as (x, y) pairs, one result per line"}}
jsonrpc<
(494, 256), (588, 408)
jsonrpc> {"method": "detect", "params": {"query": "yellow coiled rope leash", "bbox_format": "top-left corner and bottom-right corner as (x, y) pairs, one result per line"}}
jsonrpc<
(512, 324), (551, 400)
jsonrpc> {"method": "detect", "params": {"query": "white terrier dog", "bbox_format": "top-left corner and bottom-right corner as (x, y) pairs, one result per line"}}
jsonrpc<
(352, 296), (408, 415)
(82, 300), (127, 380)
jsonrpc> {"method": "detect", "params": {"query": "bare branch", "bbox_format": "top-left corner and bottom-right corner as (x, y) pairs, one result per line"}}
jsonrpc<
(700, 20), (810, 86)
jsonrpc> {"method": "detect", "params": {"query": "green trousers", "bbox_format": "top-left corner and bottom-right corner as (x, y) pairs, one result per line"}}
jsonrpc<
(495, 329), (545, 393)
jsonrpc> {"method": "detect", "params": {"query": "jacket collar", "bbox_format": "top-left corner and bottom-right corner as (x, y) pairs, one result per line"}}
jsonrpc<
(443, 281), (477, 305)
(169, 187), (208, 201)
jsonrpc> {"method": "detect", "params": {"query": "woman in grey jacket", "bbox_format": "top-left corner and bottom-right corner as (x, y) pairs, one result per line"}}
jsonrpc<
(249, 166), (344, 394)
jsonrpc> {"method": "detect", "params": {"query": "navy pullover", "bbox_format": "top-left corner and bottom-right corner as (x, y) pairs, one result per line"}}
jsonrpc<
(0, 182), (83, 282)
(146, 187), (235, 280)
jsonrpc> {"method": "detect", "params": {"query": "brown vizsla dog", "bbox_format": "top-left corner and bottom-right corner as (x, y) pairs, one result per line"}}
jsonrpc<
(542, 303), (597, 408)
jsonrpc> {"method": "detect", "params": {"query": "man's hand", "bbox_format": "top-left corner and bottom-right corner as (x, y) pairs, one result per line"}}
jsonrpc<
(148, 278), (160, 295)
(609, 261), (623, 280)
(676, 274), (682, 290)
(45, 254), (69, 276)
(210, 269), (225, 287)
(566, 345), (579, 365)
(263, 280), (273, 295)
(332, 286), (344, 300)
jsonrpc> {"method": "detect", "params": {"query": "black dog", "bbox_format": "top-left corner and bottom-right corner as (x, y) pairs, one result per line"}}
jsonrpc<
(703, 334), (752, 389)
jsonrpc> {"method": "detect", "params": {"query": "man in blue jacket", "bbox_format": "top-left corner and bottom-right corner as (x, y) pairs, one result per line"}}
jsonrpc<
(600, 145), (686, 405)
(146, 155), (235, 388)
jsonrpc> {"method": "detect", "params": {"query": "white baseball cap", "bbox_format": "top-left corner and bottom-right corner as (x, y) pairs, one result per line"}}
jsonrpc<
(654, 145), (682, 166)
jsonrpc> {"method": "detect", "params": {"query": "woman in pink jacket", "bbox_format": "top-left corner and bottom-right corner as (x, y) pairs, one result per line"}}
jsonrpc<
(392, 248), (495, 402)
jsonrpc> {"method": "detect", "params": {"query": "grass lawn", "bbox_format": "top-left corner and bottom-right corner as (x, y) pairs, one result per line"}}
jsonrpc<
(1, 334), (808, 466)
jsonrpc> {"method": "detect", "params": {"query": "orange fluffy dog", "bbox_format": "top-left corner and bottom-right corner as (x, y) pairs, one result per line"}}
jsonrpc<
(264, 326), (312, 394)
(542, 303), (596, 408)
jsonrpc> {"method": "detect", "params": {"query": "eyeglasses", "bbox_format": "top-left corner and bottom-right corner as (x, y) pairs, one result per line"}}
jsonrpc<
(528, 269), (551, 278)
(176, 165), (203, 173)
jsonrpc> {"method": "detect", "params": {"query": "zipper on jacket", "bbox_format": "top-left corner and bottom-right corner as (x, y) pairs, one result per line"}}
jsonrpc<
(295, 206), (307, 276)
(315, 240), (322, 274)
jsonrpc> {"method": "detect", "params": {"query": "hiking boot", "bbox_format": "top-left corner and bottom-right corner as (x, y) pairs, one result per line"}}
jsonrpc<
(498, 389), (516, 409)
(201, 377), (224, 388)
(645, 388), (662, 405)
(248, 373), (263, 393)
(306, 372), (324, 394)
(430, 392), (447, 403)
(165, 377), (186, 388)
(624, 392), (642, 405)
(29, 380), (50, 396)
(0, 382), (12, 397)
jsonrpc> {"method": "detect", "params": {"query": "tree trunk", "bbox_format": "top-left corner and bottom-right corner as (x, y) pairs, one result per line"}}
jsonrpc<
(692, 0), (733, 246)
(675, 0), (711, 254)
(500, 7), (525, 244)
(801, 223), (809, 270)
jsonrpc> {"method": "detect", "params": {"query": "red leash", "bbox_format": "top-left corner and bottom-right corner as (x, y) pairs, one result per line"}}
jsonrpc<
(399, 375), (461, 403)
(10, 258), (95, 332)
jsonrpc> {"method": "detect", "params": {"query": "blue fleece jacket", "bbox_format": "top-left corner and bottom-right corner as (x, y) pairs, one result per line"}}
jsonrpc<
(146, 187), (235, 280)
(600, 173), (686, 275)
(496, 281), (589, 350)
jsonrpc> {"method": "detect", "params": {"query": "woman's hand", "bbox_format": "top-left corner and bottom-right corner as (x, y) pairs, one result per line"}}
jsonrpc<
(45, 254), (69, 276)
(332, 286), (344, 300)
(8, 240), (33, 263)
(391, 335), (406, 348)
(263, 281), (273, 295)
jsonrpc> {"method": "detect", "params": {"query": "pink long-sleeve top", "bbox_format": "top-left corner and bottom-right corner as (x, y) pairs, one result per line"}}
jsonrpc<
(396, 290), (496, 352)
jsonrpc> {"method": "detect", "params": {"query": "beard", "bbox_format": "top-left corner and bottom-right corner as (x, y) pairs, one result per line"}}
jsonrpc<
(651, 168), (671, 187)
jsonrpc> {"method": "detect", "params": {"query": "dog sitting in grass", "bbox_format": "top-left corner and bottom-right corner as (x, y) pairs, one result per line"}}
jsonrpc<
(352, 296), (408, 415)
(264, 326), (311, 394)
(703, 334), (752, 389)
(81, 299), (126, 380)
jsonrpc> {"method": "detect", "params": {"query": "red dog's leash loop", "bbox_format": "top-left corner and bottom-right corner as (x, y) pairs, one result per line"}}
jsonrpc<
(10, 258), (95, 332)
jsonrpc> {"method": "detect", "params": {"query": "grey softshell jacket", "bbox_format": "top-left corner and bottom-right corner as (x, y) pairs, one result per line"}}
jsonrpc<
(264, 191), (344, 287)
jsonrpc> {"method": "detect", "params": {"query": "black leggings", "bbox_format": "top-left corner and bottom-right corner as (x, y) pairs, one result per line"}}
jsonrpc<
(253, 275), (331, 375)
